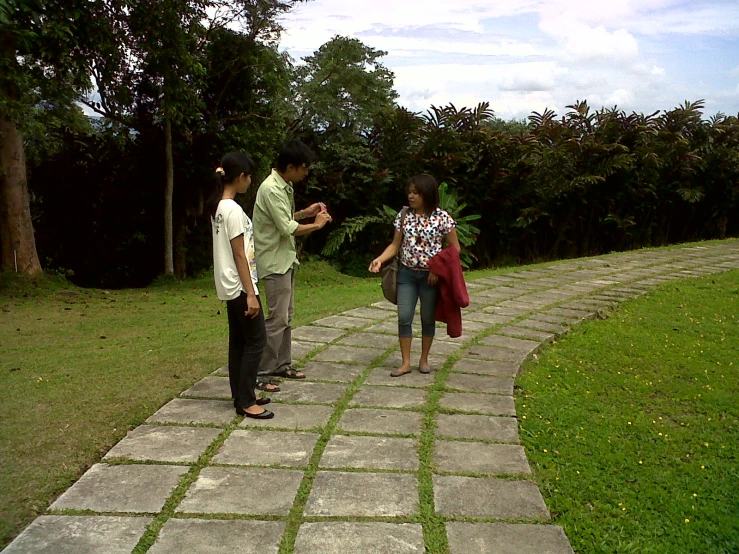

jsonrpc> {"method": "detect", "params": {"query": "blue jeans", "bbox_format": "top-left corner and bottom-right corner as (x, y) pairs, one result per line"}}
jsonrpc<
(397, 265), (439, 338)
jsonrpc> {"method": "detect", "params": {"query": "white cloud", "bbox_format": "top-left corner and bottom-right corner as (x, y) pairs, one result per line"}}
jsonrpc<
(606, 88), (635, 106)
(279, 0), (739, 118)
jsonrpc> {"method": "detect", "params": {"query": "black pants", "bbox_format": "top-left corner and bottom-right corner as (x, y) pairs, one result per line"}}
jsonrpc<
(226, 293), (267, 409)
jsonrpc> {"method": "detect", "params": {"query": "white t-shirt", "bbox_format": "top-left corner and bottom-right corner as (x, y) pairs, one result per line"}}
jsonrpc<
(212, 199), (259, 301)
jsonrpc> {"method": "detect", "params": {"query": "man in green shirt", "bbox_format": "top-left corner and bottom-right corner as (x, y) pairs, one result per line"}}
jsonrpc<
(253, 140), (332, 385)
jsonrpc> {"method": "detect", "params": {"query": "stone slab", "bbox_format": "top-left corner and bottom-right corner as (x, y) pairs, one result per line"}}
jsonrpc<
(383, 351), (446, 369)
(2, 516), (152, 554)
(213, 429), (319, 467)
(531, 313), (582, 326)
(181, 376), (231, 399)
(104, 425), (220, 463)
(341, 307), (395, 320)
(351, 386), (427, 409)
(463, 312), (516, 325)
(463, 346), (527, 363)
(452, 358), (519, 377)
(239, 403), (334, 431)
(560, 300), (603, 312)
(294, 522), (425, 554)
(149, 519), (285, 554)
(546, 307), (595, 320)
(371, 300), (397, 311)
(477, 334), (540, 353)
(363, 320), (398, 335)
(292, 340), (317, 360)
(305, 472), (418, 516)
(439, 392), (515, 416)
(497, 326), (556, 342)
(365, 367), (434, 388)
(497, 300), (540, 311)
(147, 398), (234, 426)
(272, 381), (347, 405)
(433, 475), (549, 519)
(50, 463), (188, 513)
(402, 339), (461, 356)
(434, 441), (530, 474)
(314, 345), (385, 365)
(312, 315), (370, 330)
(320, 434), (418, 470)
(177, 467), (302, 515)
(338, 332), (398, 349)
(447, 522), (574, 554)
(302, 361), (364, 383)
(445, 373), (514, 395)
(517, 319), (569, 334)
(291, 326), (346, 343)
(338, 408), (423, 435)
(436, 414), (519, 442)
(212, 364), (229, 376)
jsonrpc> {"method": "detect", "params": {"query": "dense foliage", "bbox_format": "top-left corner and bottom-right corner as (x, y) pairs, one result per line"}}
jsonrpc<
(5, 1), (738, 287)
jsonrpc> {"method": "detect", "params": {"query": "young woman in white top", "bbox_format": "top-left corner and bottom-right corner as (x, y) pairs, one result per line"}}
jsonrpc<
(369, 174), (461, 377)
(208, 152), (273, 419)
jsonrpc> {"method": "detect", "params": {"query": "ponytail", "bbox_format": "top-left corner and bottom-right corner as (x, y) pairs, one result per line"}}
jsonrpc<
(206, 152), (256, 218)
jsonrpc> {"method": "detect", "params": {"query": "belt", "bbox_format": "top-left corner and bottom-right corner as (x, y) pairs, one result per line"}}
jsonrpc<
(401, 264), (430, 272)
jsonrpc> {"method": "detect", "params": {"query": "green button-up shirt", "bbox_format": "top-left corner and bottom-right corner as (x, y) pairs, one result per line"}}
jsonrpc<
(253, 169), (300, 278)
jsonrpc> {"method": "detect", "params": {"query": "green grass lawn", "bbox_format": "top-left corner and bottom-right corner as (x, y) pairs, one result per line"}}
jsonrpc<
(2, 251), (738, 552)
(0, 261), (382, 548)
(518, 271), (739, 554)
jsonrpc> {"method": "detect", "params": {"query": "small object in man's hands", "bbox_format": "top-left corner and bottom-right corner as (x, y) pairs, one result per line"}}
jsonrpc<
(318, 202), (327, 212)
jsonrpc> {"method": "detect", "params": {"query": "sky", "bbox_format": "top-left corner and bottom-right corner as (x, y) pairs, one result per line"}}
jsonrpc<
(279, 0), (739, 120)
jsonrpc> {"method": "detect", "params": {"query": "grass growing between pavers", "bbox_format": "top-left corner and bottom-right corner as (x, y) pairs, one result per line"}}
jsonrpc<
(517, 271), (739, 554)
(0, 261), (381, 548)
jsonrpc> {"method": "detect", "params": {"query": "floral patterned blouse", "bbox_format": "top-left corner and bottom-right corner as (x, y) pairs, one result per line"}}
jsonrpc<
(394, 207), (456, 269)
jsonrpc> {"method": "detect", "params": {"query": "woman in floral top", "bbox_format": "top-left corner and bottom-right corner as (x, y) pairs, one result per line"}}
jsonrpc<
(369, 174), (461, 376)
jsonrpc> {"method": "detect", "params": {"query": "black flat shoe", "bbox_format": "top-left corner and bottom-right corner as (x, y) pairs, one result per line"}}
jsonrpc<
(234, 398), (271, 408)
(236, 407), (274, 419)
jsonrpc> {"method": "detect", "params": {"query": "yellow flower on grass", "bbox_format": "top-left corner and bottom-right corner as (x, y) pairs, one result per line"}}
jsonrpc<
(685, 519), (690, 523)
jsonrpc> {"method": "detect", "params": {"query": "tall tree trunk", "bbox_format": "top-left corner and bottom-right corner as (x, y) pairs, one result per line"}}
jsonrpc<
(174, 219), (187, 279)
(0, 116), (42, 276)
(164, 117), (174, 275)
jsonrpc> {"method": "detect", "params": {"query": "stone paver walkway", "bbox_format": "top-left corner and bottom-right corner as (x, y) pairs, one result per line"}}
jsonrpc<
(5, 242), (739, 553)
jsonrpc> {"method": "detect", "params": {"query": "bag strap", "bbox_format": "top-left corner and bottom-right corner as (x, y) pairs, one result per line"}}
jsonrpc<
(399, 206), (409, 237)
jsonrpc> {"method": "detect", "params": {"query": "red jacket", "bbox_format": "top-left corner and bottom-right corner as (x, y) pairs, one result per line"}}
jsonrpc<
(429, 247), (469, 338)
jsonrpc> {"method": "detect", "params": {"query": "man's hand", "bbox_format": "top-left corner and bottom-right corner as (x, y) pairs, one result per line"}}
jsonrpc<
(245, 294), (260, 319)
(428, 272), (439, 286)
(315, 211), (332, 228)
(368, 258), (382, 273)
(303, 203), (322, 218)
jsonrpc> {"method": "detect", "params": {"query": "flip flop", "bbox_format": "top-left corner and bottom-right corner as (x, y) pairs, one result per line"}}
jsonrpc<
(274, 367), (306, 379)
(256, 381), (280, 392)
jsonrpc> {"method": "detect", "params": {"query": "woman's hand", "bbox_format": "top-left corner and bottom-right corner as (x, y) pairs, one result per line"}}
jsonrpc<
(368, 258), (382, 273)
(428, 271), (439, 285)
(245, 293), (260, 319)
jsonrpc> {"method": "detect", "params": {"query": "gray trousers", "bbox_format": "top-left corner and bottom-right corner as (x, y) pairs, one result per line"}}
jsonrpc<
(257, 269), (295, 376)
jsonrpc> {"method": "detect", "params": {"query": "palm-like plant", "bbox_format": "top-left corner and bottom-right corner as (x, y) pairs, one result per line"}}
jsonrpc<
(321, 182), (481, 267)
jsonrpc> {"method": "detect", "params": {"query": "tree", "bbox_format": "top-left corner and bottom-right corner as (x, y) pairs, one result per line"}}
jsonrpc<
(0, 0), (122, 276)
(295, 36), (398, 133)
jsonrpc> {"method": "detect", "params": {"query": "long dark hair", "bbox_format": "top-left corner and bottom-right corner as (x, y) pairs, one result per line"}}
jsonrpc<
(206, 152), (256, 218)
(409, 173), (440, 213)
